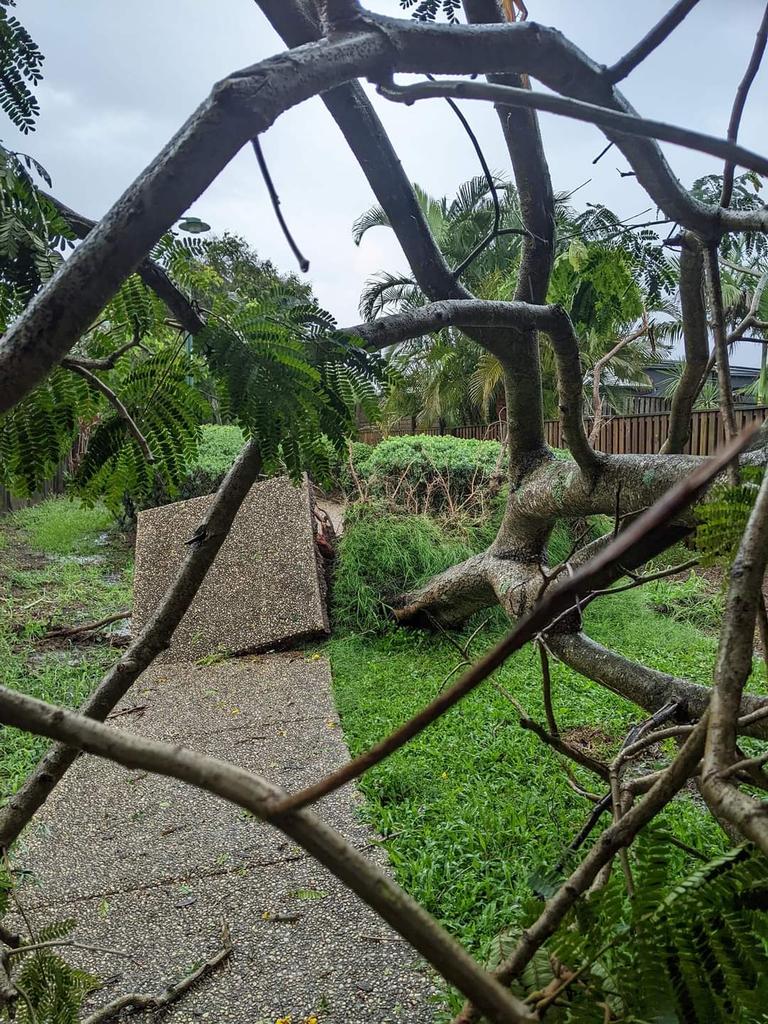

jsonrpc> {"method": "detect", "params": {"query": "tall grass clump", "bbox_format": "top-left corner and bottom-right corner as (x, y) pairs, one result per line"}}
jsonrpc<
(333, 503), (486, 633)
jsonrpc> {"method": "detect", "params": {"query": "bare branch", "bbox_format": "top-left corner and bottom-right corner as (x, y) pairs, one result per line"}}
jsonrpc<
(251, 137), (309, 272)
(607, 0), (702, 84)
(0, 687), (534, 1024)
(62, 361), (156, 463)
(376, 77), (768, 184)
(81, 925), (233, 1024)
(703, 246), (738, 459)
(42, 611), (131, 641)
(7, 7), (768, 412)
(662, 236), (709, 454)
(720, 2), (768, 207)
(549, 631), (768, 738)
(701, 456), (768, 852)
(64, 335), (146, 372)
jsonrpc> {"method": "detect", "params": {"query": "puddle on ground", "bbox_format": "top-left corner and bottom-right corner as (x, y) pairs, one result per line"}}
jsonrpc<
(60, 554), (107, 566)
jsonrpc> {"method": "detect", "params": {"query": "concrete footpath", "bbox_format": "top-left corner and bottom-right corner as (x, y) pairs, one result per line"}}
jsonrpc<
(15, 655), (436, 1022)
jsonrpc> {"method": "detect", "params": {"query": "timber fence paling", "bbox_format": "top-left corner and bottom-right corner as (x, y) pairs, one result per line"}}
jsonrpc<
(358, 407), (768, 456)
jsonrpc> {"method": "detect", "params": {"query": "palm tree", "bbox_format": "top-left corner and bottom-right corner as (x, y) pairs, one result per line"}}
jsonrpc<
(355, 176), (673, 428)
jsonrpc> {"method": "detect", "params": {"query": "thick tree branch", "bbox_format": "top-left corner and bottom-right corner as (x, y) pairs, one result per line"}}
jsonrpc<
(61, 361), (155, 463)
(547, 632), (768, 739)
(9, 6), (768, 413)
(701, 457), (768, 851)
(343, 299), (565, 351)
(606, 0), (702, 83)
(462, 0), (554, 470)
(662, 236), (709, 453)
(0, 687), (534, 1024)
(704, 245), (738, 452)
(0, 441), (264, 851)
(42, 191), (206, 336)
(720, 1), (768, 207)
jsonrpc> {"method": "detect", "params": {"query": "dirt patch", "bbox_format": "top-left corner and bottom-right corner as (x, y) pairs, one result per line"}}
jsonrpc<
(561, 725), (617, 756)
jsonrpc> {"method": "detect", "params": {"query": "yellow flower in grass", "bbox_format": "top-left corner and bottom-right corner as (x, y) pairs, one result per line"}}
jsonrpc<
(275, 1017), (292, 1024)
(305, 1016), (319, 1024)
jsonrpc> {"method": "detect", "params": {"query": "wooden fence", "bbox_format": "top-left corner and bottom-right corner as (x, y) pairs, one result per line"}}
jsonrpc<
(360, 407), (768, 457)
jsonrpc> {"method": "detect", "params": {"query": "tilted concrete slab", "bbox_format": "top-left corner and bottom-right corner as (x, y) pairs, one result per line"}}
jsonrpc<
(132, 476), (329, 663)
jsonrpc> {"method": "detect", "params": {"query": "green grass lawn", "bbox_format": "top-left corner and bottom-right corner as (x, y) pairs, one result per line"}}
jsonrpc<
(0, 499), (132, 799)
(328, 508), (764, 998)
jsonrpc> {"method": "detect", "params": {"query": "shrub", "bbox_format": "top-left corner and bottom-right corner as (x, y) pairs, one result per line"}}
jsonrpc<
(343, 434), (505, 519)
(178, 424), (245, 498)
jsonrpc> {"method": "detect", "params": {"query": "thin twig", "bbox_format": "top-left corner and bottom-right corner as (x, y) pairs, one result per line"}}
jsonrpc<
(720, 2), (768, 207)
(251, 137), (309, 272)
(42, 611), (131, 641)
(606, 0), (702, 83)
(538, 643), (559, 738)
(62, 362), (155, 463)
(81, 923), (233, 1024)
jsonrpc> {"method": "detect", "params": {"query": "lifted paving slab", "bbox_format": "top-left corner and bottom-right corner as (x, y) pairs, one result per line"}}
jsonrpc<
(133, 477), (329, 663)
(15, 656), (437, 1022)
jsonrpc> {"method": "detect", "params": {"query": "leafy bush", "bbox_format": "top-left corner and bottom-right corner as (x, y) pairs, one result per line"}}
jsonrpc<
(343, 434), (506, 520)
(645, 571), (724, 633)
(177, 423), (245, 498)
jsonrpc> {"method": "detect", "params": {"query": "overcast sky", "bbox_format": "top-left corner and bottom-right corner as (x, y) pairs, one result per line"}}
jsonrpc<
(6, 1), (768, 363)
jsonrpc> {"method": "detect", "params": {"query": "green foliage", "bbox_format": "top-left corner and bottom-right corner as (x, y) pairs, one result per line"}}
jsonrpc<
(0, 145), (75, 328)
(347, 434), (505, 516)
(0, 2), (43, 133)
(71, 349), (209, 517)
(332, 502), (483, 632)
(399, 0), (462, 21)
(0, 368), (97, 496)
(514, 836), (768, 1023)
(0, 866), (98, 1024)
(695, 467), (764, 567)
(644, 571), (724, 633)
(550, 240), (644, 340)
(12, 498), (112, 555)
(195, 292), (383, 484)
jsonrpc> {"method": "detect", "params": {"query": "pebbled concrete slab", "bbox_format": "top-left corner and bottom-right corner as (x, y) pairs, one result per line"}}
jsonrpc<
(15, 656), (437, 1020)
(49, 859), (431, 1024)
(133, 477), (329, 663)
